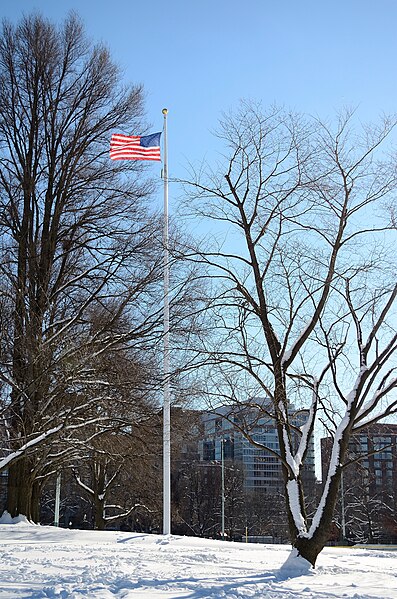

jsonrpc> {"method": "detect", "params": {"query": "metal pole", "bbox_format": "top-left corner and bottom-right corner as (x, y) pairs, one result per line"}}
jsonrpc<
(54, 472), (61, 527)
(221, 438), (225, 539)
(162, 108), (171, 535)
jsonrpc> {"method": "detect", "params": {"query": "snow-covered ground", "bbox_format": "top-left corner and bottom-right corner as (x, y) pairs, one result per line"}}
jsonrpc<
(0, 515), (396, 598)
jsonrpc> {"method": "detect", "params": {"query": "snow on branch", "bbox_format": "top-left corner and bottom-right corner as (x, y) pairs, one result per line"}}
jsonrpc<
(73, 472), (94, 497)
(293, 379), (318, 469)
(286, 479), (307, 534)
(104, 503), (152, 522)
(306, 368), (367, 539)
(355, 374), (397, 426)
(281, 322), (311, 367)
(0, 424), (64, 472)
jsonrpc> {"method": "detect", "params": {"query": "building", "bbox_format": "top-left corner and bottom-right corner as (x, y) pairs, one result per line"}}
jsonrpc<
(321, 423), (397, 543)
(199, 403), (315, 493)
(321, 424), (397, 491)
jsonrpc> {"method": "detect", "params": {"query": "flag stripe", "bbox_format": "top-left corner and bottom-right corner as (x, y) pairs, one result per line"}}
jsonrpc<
(110, 133), (161, 161)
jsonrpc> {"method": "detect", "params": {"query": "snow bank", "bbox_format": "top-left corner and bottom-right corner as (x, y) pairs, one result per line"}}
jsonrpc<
(278, 547), (313, 578)
(0, 511), (36, 525)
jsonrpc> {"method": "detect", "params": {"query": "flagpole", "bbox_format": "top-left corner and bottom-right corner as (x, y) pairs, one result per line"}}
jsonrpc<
(162, 108), (171, 535)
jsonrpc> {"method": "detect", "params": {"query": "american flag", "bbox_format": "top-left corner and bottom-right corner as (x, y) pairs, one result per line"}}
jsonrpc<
(110, 132), (161, 161)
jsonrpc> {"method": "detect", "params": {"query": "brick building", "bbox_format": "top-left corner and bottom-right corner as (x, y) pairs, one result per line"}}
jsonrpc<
(321, 423), (397, 543)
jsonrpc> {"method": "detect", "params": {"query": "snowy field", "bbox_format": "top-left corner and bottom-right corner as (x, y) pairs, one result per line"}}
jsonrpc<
(0, 516), (396, 598)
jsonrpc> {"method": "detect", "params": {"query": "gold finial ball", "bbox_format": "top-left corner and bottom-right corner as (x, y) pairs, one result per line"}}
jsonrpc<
(162, 108), (168, 115)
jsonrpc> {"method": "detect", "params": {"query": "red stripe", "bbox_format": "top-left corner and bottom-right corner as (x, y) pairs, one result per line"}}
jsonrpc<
(111, 155), (161, 161)
(110, 149), (161, 158)
(110, 134), (161, 161)
(111, 134), (140, 143)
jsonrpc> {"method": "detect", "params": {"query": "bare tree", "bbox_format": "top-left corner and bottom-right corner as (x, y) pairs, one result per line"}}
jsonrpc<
(72, 439), (155, 531)
(183, 102), (397, 567)
(0, 13), (166, 519)
(173, 461), (221, 537)
(243, 490), (289, 541)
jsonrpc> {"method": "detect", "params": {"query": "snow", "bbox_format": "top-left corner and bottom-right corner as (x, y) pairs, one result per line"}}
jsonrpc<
(281, 322), (311, 366)
(307, 369), (366, 539)
(285, 480), (307, 534)
(0, 520), (396, 598)
(0, 512), (34, 526)
(278, 548), (312, 577)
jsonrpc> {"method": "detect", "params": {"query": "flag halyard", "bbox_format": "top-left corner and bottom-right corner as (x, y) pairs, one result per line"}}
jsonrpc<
(110, 132), (161, 161)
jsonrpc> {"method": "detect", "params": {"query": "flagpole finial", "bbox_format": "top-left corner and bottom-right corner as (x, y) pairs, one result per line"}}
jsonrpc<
(162, 108), (168, 115)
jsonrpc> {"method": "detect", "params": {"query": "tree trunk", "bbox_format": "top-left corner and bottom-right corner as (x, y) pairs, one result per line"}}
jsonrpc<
(6, 458), (38, 520)
(30, 480), (41, 523)
(293, 534), (328, 568)
(94, 496), (106, 530)
(292, 464), (345, 567)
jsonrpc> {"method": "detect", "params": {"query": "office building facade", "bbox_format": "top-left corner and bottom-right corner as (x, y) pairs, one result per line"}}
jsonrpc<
(199, 404), (315, 492)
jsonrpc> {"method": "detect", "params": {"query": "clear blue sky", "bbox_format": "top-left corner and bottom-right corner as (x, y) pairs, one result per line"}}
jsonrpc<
(2, 0), (397, 180)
